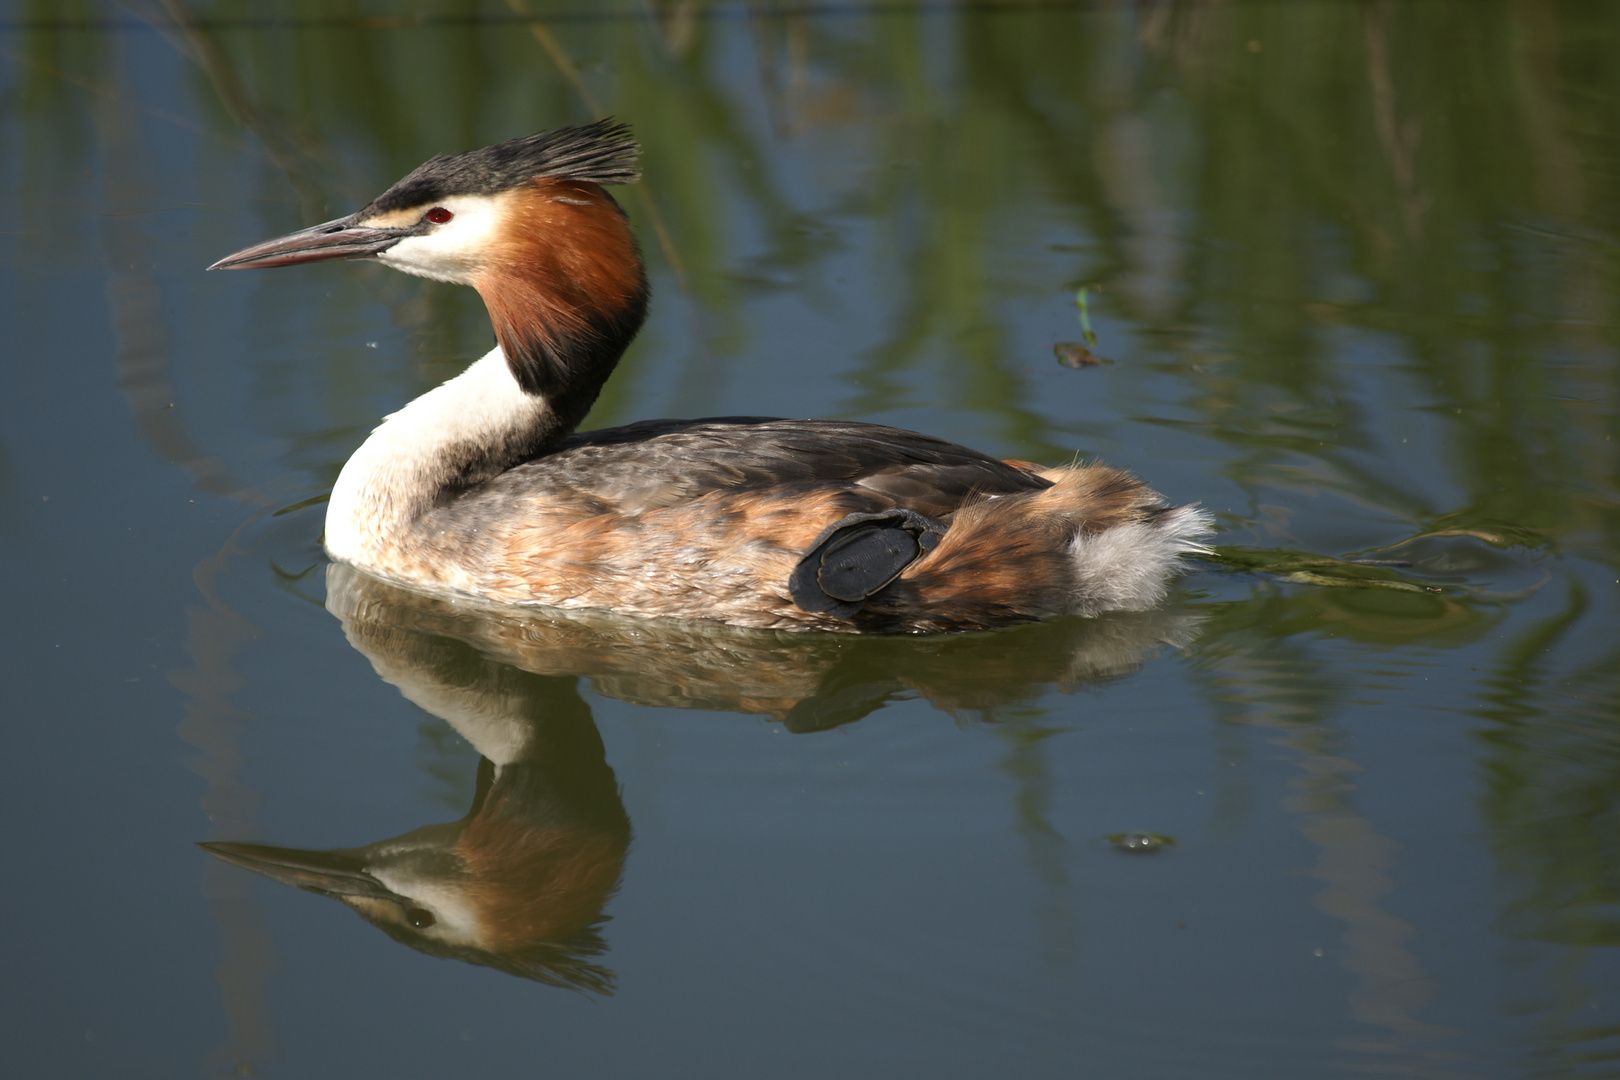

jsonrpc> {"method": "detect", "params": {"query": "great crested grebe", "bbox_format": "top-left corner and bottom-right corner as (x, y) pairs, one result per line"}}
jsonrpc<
(212, 120), (1210, 633)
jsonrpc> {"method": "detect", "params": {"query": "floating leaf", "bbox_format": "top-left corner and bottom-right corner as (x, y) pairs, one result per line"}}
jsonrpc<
(1054, 341), (1111, 368)
(1203, 546), (1444, 593)
(1282, 570), (1429, 593)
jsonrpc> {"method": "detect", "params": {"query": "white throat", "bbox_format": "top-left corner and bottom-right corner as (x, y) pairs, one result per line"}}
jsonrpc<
(324, 346), (547, 573)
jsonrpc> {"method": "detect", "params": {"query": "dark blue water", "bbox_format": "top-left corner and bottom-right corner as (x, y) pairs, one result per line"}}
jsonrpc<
(4, 3), (1619, 1077)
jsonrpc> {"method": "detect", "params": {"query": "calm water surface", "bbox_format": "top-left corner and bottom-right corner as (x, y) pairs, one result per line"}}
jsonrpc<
(4, 2), (1620, 1077)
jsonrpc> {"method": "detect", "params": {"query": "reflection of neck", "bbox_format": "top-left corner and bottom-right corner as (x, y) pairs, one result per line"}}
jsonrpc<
(337, 606), (627, 830)
(353, 596), (547, 767)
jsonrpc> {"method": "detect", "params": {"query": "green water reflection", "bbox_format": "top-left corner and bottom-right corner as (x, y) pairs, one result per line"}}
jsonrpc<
(5, 0), (1620, 1075)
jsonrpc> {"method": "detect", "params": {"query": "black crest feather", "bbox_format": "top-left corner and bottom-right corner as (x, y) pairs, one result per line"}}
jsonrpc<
(366, 118), (641, 214)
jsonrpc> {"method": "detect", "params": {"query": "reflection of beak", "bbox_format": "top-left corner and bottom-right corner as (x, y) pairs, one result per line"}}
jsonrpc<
(199, 841), (398, 902)
(206, 215), (407, 271)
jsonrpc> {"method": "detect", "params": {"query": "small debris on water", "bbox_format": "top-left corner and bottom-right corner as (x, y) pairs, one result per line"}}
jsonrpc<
(1055, 285), (1114, 367)
(1106, 831), (1176, 853)
(1055, 341), (1111, 368)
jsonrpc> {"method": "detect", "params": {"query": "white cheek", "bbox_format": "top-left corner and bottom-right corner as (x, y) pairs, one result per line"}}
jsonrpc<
(376, 197), (504, 285)
(379, 235), (469, 284)
(366, 874), (485, 945)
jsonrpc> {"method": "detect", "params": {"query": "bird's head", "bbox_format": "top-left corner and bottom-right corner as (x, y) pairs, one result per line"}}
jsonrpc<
(210, 119), (649, 408)
(201, 803), (627, 993)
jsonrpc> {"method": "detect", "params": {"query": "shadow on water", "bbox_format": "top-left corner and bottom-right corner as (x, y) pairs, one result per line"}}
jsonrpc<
(206, 501), (1548, 1010)
(322, 564), (1203, 729)
(200, 557), (1201, 992)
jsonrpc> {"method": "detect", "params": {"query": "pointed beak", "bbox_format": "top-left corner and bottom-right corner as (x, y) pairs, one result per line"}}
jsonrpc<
(200, 840), (397, 901)
(207, 215), (407, 271)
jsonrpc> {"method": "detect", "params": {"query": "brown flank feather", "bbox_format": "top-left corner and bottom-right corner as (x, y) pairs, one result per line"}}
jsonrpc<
(351, 463), (1182, 633)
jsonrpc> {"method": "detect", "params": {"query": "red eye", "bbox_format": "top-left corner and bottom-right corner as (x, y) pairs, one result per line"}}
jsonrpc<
(425, 207), (453, 225)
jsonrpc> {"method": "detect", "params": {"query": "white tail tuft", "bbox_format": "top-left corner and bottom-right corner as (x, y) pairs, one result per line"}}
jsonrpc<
(1067, 505), (1214, 616)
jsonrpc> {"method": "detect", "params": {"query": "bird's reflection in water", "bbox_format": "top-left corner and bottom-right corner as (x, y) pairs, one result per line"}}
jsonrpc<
(203, 621), (629, 991)
(204, 564), (1201, 989)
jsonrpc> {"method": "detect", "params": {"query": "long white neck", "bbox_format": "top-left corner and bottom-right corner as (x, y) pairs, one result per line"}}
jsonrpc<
(325, 347), (554, 572)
